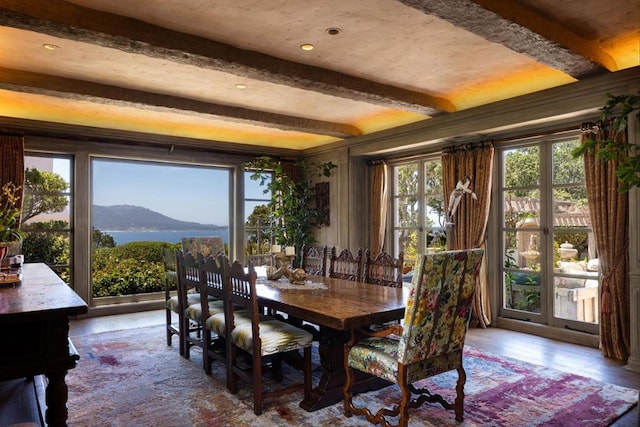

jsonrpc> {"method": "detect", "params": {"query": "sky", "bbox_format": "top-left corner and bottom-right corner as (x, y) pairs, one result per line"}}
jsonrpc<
(92, 159), (234, 226)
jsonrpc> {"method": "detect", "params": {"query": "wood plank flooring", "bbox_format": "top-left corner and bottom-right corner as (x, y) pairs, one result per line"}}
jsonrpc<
(69, 310), (639, 426)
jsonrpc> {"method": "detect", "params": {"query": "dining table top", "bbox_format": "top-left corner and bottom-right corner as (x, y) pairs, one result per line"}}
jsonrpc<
(255, 274), (410, 331)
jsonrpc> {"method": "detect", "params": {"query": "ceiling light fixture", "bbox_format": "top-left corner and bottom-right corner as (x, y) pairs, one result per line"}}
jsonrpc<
(300, 43), (314, 51)
(235, 83), (247, 89)
(325, 27), (342, 35)
(42, 43), (59, 50)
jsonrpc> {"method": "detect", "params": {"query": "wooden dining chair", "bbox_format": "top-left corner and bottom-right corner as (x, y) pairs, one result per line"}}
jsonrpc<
(198, 253), (232, 375)
(328, 247), (364, 282)
(343, 249), (485, 427)
(176, 250), (224, 360)
(224, 260), (313, 415)
(362, 249), (405, 288)
(301, 244), (328, 276)
(162, 247), (182, 351)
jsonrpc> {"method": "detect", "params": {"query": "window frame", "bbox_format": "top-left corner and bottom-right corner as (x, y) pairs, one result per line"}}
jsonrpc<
(389, 155), (445, 267)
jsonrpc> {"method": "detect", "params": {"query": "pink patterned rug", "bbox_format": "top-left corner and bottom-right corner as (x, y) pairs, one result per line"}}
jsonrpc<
(66, 325), (637, 426)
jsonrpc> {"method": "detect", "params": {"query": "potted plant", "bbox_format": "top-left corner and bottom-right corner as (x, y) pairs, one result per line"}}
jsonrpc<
(0, 181), (24, 258)
(244, 156), (336, 264)
(572, 92), (640, 192)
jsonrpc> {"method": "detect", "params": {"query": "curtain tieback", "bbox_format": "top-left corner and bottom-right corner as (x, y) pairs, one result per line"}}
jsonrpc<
(600, 246), (628, 315)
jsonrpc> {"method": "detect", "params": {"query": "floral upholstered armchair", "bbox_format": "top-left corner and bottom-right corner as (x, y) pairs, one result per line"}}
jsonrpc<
(181, 236), (225, 258)
(343, 249), (484, 427)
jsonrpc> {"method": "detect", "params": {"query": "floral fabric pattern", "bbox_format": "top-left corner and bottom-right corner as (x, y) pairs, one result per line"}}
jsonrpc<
(181, 237), (225, 258)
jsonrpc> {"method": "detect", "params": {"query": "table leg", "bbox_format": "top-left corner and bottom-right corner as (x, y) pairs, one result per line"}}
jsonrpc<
(45, 370), (70, 427)
(299, 327), (391, 411)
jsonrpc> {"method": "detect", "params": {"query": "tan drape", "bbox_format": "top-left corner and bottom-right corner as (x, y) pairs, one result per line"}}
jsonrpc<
(581, 121), (630, 360)
(442, 143), (494, 328)
(0, 130), (25, 227)
(369, 161), (388, 255)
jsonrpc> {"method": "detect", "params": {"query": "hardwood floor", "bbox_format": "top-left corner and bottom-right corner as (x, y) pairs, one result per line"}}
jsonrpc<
(69, 310), (639, 426)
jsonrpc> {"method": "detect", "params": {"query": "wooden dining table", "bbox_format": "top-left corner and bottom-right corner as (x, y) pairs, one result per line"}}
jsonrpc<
(255, 274), (409, 411)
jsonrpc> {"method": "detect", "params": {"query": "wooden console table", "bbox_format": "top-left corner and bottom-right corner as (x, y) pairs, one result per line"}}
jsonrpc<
(0, 263), (88, 426)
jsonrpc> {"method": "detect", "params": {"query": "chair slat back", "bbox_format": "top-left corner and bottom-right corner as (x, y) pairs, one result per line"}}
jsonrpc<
(198, 252), (224, 300)
(398, 249), (484, 365)
(363, 250), (404, 287)
(177, 250), (200, 292)
(225, 260), (260, 329)
(301, 244), (328, 276)
(328, 247), (363, 282)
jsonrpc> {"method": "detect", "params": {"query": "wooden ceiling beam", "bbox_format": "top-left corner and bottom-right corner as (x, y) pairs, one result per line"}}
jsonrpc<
(470, 0), (618, 71)
(0, 0), (452, 114)
(398, 0), (604, 77)
(0, 67), (361, 138)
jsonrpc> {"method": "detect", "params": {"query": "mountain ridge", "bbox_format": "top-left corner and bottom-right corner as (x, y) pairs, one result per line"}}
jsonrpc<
(92, 204), (225, 231)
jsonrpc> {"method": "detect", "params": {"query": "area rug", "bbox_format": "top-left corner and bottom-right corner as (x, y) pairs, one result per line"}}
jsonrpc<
(65, 325), (638, 427)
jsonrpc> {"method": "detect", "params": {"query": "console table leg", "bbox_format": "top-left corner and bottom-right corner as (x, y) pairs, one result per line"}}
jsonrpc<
(45, 370), (70, 427)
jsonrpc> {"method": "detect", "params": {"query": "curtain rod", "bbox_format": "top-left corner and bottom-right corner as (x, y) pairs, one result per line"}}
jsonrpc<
(0, 128), (24, 137)
(489, 124), (581, 145)
(371, 123), (586, 164)
(443, 140), (494, 153)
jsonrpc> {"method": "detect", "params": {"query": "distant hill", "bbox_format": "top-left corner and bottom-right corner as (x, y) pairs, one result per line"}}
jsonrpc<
(92, 205), (224, 231)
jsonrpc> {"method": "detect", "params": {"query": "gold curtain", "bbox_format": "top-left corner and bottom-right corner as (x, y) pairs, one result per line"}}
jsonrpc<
(442, 143), (494, 328)
(581, 121), (630, 360)
(0, 130), (25, 227)
(369, 161), (388, 255)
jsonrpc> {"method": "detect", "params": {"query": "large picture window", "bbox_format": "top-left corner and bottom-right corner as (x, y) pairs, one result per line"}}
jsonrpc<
(90, 158), (230, 305)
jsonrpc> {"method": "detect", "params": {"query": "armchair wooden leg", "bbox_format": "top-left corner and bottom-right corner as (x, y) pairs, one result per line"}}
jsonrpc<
(454, 366), (467, 422)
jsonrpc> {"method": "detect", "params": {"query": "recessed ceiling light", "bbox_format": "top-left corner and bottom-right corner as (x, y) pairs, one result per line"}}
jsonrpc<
(42, 43), (59, 50)
(235, 83), (247, 89)
(325, 27), (342, 35)
(300, 43), (314, 51)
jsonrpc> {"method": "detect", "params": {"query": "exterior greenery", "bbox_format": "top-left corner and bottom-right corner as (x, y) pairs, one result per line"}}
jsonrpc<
(91, 241), (179, 297)
(244, 156), (336, 261)
(394, 160), (445, 265)
(572, 92), (640, 192)
(0, 182), (24, 242)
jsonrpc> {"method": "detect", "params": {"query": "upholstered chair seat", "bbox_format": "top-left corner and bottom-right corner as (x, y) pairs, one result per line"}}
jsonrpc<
(230, 317), (313, 357)
(165, 292), (200, 313)
(185, 299), (225, 323)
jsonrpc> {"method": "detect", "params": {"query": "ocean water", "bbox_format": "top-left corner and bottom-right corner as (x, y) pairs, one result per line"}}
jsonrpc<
(106, 229), (229, 246)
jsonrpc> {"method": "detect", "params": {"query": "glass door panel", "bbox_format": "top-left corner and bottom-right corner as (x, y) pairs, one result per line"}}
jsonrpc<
(499, 137), (599, 334)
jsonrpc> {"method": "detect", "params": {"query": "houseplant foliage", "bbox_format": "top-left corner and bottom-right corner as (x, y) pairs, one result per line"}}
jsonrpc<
(244, 156), (336, 256)
(0, 182), (24, 243)
(572, 92), (640, 192)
